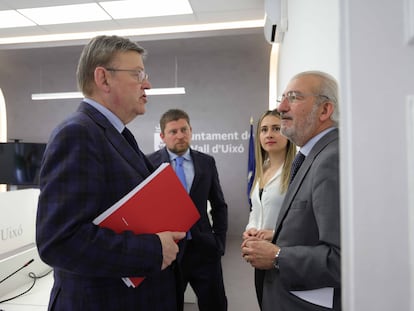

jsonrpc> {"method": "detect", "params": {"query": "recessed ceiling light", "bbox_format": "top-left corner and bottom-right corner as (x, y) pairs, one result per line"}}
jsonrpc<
(18, 3), (111, 26)
(99, 0), (193, 19)
(0, 10), (36, 28)
(146, 87), (186, 95)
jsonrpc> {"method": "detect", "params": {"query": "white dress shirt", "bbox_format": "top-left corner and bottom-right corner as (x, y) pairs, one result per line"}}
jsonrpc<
(246, 166), (285, 230)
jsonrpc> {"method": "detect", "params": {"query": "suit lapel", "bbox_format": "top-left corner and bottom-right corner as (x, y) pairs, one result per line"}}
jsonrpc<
(189, 150), (202, 193)
(78, 102), (152, 178)
(273, 129), (339, 240)
(108, 129), (152, 177)
(160, 148), (171, 163)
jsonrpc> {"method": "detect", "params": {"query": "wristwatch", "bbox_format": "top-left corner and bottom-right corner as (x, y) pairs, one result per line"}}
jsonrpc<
(273, 248), (281, 269)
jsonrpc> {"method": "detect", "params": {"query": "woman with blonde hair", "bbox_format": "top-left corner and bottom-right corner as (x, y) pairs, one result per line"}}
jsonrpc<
(242, 109), (296, 308)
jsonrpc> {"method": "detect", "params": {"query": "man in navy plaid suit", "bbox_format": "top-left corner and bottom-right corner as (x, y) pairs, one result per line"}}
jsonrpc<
(36, 35), (185, 311)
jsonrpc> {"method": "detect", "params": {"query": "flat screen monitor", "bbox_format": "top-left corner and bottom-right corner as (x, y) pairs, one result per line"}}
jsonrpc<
(0, 142), (46, 185)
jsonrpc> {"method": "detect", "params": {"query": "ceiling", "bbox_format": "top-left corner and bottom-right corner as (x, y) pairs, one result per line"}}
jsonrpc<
(0, 0), (265, 49)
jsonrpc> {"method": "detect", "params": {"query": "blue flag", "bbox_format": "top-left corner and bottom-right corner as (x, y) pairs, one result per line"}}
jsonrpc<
(247, 118), (255, 208)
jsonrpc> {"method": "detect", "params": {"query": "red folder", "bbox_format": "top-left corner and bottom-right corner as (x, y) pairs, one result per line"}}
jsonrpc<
(93, 163), (200, 288)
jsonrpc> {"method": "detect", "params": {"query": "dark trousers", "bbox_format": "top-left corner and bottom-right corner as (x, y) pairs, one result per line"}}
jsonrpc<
(179, 241), (227, 311)
(255, 268), (265, 310)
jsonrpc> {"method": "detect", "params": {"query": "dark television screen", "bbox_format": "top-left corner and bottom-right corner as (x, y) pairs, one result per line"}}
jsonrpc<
(0, 142), (46, 185)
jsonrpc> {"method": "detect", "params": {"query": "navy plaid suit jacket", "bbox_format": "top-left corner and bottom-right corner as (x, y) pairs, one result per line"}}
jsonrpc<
(36, 102), (179, 310)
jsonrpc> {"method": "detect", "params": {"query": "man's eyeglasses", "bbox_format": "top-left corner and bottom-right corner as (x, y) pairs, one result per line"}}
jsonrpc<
(105, 68), (149, 83)
(277, 91), (330, 104)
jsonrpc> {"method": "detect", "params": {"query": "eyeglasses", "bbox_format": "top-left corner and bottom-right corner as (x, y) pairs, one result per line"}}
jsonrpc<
(105, 68), (149, 83)
(277, 91), (330, 104)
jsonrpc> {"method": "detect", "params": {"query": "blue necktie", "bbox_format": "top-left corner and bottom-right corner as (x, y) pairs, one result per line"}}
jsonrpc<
(289, 151), (305, 184)
(175, 156), (192, 239)
(175, 156), (187, 191)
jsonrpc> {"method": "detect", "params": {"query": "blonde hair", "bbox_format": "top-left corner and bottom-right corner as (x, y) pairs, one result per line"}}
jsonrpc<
(250, 110), (297, 195)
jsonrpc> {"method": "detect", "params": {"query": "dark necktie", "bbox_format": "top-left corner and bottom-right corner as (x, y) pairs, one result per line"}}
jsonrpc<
(122, 127), (139, 153)
(289, 151), (305, 184)
(122, 127), (153, 174)
(175, 156), (192, 239)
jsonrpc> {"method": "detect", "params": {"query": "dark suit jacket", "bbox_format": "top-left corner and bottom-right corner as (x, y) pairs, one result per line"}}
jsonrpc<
(262, 129), (341, 311)
(147, 148), (228, 257)
(36, 102), (179, 311)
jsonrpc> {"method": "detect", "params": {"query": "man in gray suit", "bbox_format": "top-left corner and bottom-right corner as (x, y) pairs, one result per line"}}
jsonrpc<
(241, 71), (341, 311)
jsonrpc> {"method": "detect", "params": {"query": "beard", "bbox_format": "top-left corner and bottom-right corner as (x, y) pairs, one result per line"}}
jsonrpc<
(281, 104), (320, 147)
(169, 141), (190, 154)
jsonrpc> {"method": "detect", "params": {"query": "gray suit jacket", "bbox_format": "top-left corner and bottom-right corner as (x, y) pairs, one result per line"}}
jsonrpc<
(262, 129), (341, 311)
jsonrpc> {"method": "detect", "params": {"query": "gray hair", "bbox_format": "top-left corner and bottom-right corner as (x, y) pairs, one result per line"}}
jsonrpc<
(76, 35), (146, 96)
(292, 71), (339, 125)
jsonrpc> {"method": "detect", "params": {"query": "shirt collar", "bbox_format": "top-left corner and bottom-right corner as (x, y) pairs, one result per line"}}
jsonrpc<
(83, 97), (124, 133)
(300, 127), (336, 156)
(167, 148), (191, 162)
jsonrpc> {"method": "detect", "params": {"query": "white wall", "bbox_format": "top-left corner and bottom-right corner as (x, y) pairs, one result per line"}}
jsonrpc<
(340, 0), (413, 310)
(278, 0), (340, 94)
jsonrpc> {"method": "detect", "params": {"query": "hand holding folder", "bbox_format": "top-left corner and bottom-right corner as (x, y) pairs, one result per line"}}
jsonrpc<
(93, 163), (200, 287)
(157, 231), (186, 270)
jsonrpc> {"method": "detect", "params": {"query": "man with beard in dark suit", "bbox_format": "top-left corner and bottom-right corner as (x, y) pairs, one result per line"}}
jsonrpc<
(148, 109), (228, 311)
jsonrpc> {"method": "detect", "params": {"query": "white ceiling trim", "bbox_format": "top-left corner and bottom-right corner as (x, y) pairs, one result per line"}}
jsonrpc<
(0, 19), (264, 46)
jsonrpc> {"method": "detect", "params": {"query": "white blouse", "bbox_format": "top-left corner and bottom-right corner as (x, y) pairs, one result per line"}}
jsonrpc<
(246, 166), (286, 230)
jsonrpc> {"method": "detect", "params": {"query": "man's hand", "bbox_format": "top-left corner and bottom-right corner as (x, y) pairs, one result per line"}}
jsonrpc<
(241, 236), (279, 270)
(156, 231), (186, 270)
(255, 229), (274, 241)
(242, 228), (274, 241)
(242, 228), (258, 240)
